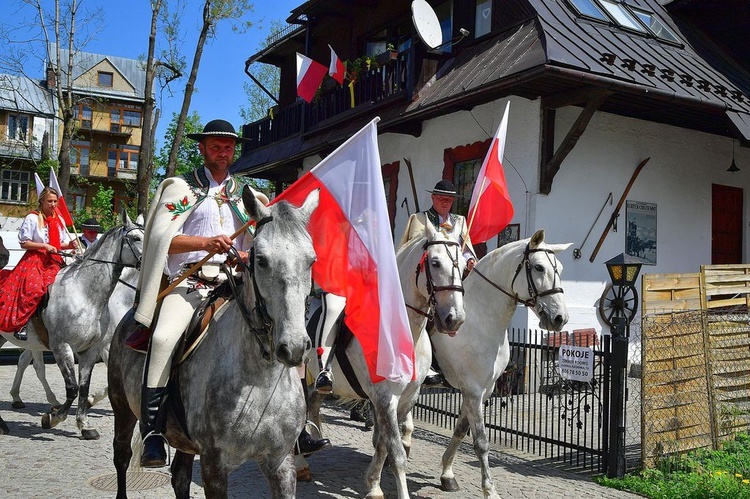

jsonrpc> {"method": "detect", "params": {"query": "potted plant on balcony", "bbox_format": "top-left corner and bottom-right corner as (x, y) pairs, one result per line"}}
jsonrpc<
(375, 43), (399, 65)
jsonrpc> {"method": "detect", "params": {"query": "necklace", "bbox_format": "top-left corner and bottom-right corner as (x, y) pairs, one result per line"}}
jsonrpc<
(214, 188), (229, 227)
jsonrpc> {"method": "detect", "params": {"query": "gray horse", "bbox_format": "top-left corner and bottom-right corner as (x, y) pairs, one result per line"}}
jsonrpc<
(108, 187), (318, 499)
(8, 264), (140, 411)
(0, 213), (143, 437)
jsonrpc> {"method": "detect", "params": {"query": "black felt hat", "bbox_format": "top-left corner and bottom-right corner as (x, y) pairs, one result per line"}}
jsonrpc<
(186, 119), (249, 142)
(81, 218), (103, 232)
(427, 180), (458, 197)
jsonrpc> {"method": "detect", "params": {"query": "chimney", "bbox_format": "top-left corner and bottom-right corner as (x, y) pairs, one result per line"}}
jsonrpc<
(46, 64), (56, 89)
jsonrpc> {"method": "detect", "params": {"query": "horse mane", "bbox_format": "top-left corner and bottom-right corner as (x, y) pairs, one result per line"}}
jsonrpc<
(266, 200), (312, 239)
(66, 224), (122, 270)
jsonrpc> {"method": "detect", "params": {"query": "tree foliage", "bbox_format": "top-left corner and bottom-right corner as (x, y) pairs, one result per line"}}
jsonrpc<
(155, 111), (204, 183)
(240, 20), (283, 123)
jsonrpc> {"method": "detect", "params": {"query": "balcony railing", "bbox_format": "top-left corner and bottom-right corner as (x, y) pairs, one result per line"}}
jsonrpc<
(242, 52), (409, 152)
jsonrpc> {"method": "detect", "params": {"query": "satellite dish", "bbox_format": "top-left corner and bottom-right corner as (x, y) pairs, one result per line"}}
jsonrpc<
(412, 0), (443, 50)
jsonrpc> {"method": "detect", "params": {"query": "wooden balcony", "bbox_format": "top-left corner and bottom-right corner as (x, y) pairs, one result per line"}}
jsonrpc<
(242, 52), (410, 152)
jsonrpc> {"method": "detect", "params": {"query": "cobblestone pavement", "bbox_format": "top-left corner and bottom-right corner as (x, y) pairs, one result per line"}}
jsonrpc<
(0, 360), (642, 498)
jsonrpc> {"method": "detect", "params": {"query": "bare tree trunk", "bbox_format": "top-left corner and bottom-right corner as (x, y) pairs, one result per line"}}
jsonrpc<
(54, 0), (78, 196)
(137, 0), (162, 215)
(164, 0), (213, 179)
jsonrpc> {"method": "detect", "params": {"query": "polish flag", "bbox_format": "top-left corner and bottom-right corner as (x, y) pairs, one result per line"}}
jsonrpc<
(274, 118), (414, 383)
(328, 45), (345, 84)
(48, 167), (75, 227)
(467, 101), (515, 243)
(296, 52), (328, 103)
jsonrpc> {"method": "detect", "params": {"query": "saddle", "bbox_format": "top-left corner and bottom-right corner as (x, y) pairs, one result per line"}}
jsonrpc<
(124, 280), (234, 365)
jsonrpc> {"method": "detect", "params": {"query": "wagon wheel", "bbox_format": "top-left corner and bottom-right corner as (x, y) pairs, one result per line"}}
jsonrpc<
(598, 284), (638, 326)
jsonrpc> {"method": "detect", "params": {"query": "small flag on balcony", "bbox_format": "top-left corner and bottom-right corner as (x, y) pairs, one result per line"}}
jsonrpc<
(296, 52), (327, 103)
(329, 45), (345, 84)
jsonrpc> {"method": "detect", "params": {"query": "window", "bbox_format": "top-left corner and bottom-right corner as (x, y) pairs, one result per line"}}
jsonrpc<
(70, 140), (90, 175)
(7, 114), (29, 142)
(629, 7), (679, 43)
(567, 0), (681, 43)
(0, 169), (30, 203)
(598, 0), (645, 32)
(67, 187), (86, 211)
(108, 144), (139, 171)
(74, 104), (93, 129)
(475, 0), (492, 38)
(98, 71), (113, 87)
(568, 0), (608, 21)
(110, 107), (142, 132)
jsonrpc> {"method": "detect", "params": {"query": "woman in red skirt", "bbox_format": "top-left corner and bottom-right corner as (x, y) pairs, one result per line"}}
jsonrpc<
(0, 187), (78, 340)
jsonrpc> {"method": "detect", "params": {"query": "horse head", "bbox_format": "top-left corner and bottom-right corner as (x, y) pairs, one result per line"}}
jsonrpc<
(400, 223), (467, 335)
(509, 229), (571, 331)
(242, 185), (318, 367)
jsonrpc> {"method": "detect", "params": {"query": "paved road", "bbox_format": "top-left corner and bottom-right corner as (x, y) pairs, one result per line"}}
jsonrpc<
(0, 361), (641, 498)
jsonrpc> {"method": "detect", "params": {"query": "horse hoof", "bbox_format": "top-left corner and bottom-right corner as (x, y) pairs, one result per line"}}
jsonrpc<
(441, 476), (460, 492)
(296, 467), (313, 482)
(41, 413), (51, 429)
(81, 428), (100, 440)
(0, 421), (8, 435)
(11, 401), (25, 409)
(365, 493), (385, 499)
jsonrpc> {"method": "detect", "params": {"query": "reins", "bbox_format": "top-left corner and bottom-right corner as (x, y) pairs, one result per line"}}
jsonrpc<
(226, 215), (275, 361)
(406, 239), (464, 320)
(473, 243), (564, 308)
(63, 224), (143, 269)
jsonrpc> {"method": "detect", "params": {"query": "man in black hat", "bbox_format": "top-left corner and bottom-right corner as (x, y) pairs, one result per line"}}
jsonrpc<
(400, 179), (476, 387)
(78, 217), (103, 250)
(133, 119), (329, 467)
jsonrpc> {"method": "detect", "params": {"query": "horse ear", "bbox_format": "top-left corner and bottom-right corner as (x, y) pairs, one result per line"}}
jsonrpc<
(122, 209), (132, 226)
(135, 213), (145, 226)
(242, 185), (271, 222)
(529, 229), (545, 248)
(298, 189), (320, 223)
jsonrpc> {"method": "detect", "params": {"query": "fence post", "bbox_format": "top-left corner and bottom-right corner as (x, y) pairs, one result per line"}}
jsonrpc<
(607, 315), (628, 478)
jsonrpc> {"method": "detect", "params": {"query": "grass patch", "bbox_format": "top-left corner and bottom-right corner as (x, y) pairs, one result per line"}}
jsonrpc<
(595, 433), (750, 498)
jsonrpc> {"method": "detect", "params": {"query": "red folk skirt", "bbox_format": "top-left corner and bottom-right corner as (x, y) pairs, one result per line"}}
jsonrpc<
(0, 250), (62, 332)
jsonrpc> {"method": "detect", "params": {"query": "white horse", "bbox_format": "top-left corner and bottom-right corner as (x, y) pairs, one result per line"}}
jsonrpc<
(108, 188), (318, 498)
(431, 229), (571, 498)
(9, 262), (140, 411)
(0, 213), (143, 438)
(307, 222), (466, 499)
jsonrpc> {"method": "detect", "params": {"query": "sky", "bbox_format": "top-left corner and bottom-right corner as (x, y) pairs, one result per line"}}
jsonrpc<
(0, 0), (301, 150)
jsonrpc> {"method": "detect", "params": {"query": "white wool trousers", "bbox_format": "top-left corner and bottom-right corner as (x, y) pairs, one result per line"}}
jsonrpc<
(144, 279), (212, 388)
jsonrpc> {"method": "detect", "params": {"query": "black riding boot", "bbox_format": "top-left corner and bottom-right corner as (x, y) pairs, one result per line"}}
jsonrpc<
(296, 377), (331, 456)
(140, 386), (168, 468)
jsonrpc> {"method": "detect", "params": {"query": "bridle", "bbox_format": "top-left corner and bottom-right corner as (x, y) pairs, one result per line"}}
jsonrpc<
(226, 216), (275, 361)
(67, 223), (144, 270)
(405, 239), (464, 319)
(472, 243), (564, 308)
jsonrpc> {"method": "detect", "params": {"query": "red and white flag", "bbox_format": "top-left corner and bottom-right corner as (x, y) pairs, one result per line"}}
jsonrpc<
(328, 45), (345, 84)
(34, 172), (45, 197)
(48, 167), (75, 227)
(274, 118), (414, 383)
(296, 52), (328, 103)
(467, 101), (514, 243)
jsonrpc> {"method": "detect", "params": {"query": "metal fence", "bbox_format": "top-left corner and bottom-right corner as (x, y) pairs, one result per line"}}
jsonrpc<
(413, 325), (644, 474)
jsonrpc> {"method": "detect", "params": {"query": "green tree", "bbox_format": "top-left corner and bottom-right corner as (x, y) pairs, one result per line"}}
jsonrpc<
(240, 20), (283, 123)
(155, 111), (204, 183)
(73, 184), (119, 231)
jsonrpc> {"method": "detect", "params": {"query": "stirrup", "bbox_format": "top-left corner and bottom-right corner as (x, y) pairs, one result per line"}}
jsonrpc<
(314, 370), (334, 395)
(13, 326), (27, 341)
(141, 430), (171, 468)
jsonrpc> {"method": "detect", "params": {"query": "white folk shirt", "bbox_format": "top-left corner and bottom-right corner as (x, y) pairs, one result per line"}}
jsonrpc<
(18, 213), (72, 246)
(165, 167), (250, 279)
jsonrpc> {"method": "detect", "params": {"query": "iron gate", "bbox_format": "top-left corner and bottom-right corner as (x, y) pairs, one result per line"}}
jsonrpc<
(413, 327), (631, 475)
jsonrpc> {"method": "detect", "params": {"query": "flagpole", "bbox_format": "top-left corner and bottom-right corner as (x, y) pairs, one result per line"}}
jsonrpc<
(156, 219), (255, 300)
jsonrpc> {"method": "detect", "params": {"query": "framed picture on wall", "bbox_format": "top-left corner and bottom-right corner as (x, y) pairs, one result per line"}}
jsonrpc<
(497, 223), (520, 248)
(625, 200), (657, 264)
